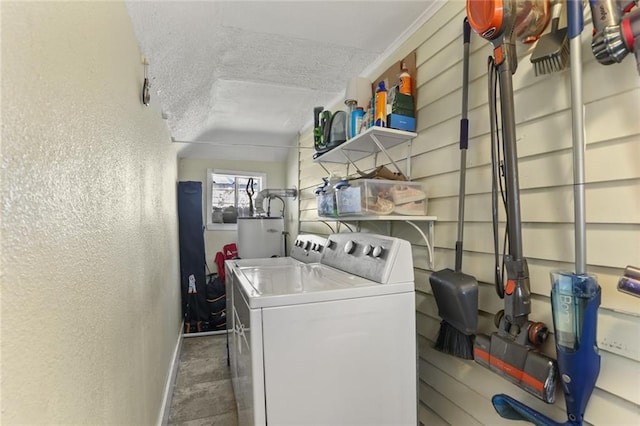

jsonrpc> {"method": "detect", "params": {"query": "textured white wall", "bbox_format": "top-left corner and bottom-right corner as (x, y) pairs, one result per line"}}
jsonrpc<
(177, 158), (287, 267)
(1, 2), (181, 424)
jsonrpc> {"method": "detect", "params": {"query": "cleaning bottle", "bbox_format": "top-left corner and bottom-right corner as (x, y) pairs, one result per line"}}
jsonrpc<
(362, 102), (370, 133)
(369, 96), (375, 128)
(374, 82), (387, 127)
(399, 62), (412, 95)
(351, 107), (365, 137)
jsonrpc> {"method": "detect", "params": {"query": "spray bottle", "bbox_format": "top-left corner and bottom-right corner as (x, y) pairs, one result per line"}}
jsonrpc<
(399, 62), (412, 95)
(374, 82), (387, 127)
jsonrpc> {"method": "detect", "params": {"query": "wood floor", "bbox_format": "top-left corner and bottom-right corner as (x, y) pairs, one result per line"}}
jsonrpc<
(168, 334), (238, 426)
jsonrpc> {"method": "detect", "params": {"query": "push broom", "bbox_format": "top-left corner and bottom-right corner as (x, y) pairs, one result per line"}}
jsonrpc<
(429, 17), (478, 360)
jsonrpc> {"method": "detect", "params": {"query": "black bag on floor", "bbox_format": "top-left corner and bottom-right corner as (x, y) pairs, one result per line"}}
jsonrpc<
(206, 274), (226, 329)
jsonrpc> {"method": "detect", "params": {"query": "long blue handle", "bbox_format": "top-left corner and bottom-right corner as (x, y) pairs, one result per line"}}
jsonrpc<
(463, 16), (471, 44)
(460, 18), (471, 150)
(568, 0), (584, 39)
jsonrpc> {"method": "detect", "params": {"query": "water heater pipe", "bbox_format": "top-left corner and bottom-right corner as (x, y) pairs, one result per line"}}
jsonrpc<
(255, 188), (297, 216)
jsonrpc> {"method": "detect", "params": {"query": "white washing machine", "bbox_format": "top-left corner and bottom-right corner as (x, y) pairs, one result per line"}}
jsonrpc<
(231, 233), (327, 269)
(225, 233), (329, 403)
(226, 233), (417, 426)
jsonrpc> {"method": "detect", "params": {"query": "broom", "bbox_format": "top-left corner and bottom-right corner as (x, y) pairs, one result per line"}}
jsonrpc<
(429, 18), (478, 360)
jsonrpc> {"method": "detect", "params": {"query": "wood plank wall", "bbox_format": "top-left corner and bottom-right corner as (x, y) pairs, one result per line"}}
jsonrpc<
(295, 1), (640, 424)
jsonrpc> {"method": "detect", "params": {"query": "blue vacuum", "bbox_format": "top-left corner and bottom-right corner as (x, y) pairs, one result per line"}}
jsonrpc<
(493, 272), (601, 425)
(489, 0), (602, 424)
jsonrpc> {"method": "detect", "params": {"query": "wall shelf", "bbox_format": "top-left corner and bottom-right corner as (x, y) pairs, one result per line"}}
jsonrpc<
(308, 127), (434, 268)
(301, 215), (436, 222)
(313, 127), (416, 179)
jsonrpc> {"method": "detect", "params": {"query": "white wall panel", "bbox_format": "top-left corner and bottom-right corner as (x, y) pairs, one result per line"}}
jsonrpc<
(418, 402), (448, 426)
(297, 0), (640, 423)
(420, 359), (518, 426)
(598, 352), (640, 405)
(418, 381), (483, 426)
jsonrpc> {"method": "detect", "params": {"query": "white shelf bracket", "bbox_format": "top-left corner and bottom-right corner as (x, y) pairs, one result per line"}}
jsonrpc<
(406, 142), (412, 180)
(339, 150), (363, 175)
(318, 221), (336, 233)
(336, 221), (355, 232)
(404, 220), (434, 270)
(318, 162), (330, 176)
(370, 134), (407, 180)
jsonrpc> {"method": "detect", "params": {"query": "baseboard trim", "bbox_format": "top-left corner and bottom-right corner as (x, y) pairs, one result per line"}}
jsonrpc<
(157, 321), (184, 426)
(183, 329), (227, 338)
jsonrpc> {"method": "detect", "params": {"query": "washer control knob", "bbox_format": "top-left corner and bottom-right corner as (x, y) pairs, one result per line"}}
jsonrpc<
(373, 245), (384, 258)
(344, 240), (356, 254)
(363, 244), (373, 256)
(312, 243), (319, 251)
(304, 241), (311, 251)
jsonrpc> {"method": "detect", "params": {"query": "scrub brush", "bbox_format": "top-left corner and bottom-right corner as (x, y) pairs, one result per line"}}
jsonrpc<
(530, 1), (569, 76)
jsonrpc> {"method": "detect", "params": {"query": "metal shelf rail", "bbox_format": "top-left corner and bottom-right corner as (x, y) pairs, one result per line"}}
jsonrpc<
(300, 215), (437, 270)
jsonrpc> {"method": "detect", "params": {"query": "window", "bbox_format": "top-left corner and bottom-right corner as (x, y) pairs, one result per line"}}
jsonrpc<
(206, 169), (266, 230)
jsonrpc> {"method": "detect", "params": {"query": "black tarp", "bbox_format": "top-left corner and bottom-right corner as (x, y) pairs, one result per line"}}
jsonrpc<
(177, 181), (208, 328)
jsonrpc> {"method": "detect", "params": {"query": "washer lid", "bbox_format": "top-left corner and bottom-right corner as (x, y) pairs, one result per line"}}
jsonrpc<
(231, 257), (301, 268)
(237, 216), (283, 220)
(237, 263), (413, 308)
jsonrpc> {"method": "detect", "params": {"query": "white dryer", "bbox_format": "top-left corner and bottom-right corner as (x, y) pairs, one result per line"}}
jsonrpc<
(226, 233), (417, 426)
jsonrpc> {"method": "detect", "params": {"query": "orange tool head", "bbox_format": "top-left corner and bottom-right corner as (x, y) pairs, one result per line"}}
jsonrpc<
(468, 0), (520, 43)
(467, 0), (506, 40)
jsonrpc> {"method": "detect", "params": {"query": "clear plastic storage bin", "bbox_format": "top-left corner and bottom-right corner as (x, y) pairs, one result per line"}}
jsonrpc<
(335, 179), (428, 216)
(316, 190), (337, 217)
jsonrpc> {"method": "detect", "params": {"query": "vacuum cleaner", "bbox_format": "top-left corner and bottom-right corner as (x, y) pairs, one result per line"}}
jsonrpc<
(466, 0), (558, 404)
(468, 0), (602, 423)
(492, 273), (601, 426)
(590, 0), (640, 75)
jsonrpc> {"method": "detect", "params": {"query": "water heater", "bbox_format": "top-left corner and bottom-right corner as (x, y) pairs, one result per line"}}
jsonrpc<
(237, 217), (284, 259)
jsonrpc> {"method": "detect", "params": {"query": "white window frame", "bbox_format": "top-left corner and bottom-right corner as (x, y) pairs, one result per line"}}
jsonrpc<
(206, 168), (267, 231)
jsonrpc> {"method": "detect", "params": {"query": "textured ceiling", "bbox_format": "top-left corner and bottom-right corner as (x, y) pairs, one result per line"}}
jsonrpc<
(126, 1), (437, 162)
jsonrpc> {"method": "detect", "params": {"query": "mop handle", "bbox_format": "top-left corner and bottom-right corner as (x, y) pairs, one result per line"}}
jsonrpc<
(568, 0), (584, 38)
(568, 0), (587, 274)
(456, 18), (472, 273)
